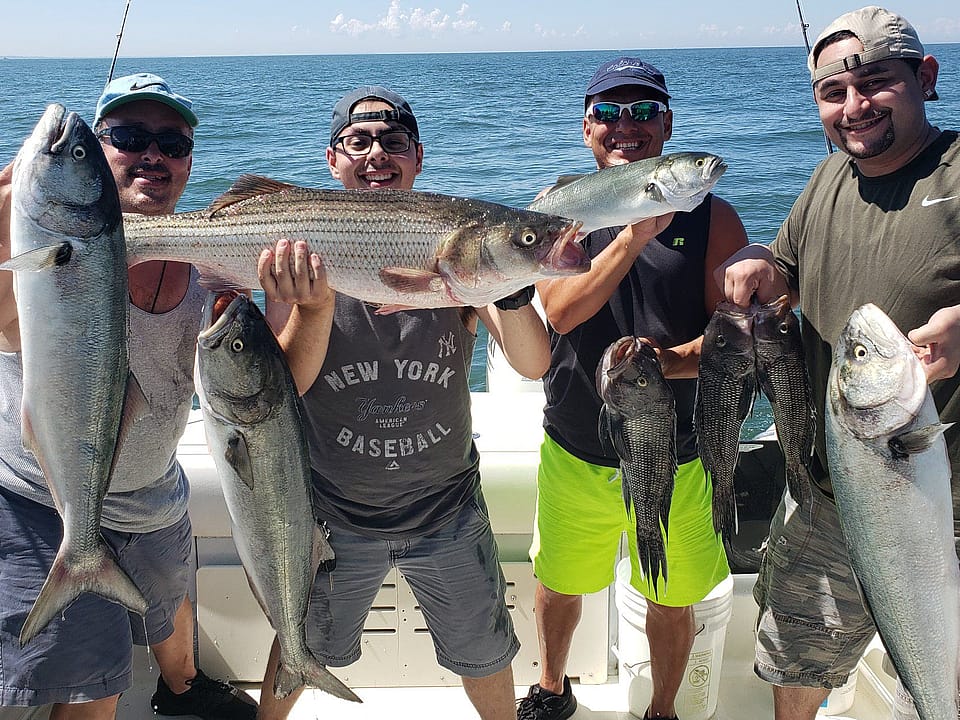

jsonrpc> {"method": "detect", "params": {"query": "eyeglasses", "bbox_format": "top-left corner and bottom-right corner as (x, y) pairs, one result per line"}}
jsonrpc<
(586, 100), (668, 124)
(96, 126), (194, 159)
(333, 130), (415, 157)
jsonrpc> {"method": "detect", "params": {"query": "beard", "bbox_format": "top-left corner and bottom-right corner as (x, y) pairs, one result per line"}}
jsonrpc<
(837, 115), (895, 159)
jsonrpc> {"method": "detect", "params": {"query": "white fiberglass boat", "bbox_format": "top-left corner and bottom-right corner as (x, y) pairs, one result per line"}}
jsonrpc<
(113, 376), (907, 720)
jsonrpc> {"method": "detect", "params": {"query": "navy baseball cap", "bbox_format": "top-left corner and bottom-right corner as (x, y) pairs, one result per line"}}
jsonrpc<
(585, 57), (671, 108)
(330, 86), (420, 146)
(95, 73), (198, 127)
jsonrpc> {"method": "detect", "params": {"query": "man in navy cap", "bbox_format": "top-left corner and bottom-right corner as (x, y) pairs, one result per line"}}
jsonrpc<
(0, 73), (257, 720)
(517, 58), (748, 720)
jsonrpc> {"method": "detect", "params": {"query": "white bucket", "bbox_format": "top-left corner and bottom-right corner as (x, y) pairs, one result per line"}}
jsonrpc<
(614, 558), (734, 720)
(816, 671), (858, 715)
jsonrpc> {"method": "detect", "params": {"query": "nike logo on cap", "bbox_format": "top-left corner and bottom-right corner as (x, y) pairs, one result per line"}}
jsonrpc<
(921, 194), (959, 207)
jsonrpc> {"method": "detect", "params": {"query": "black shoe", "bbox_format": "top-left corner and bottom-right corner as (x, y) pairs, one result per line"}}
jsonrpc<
(516, 676), (577, 720)
(151, 669), (258, 720)
(643, 712), (679, 720)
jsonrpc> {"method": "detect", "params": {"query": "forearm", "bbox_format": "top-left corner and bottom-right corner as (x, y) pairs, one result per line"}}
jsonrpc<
(479, 302), (550, 380)
(274, 297), (336, 395)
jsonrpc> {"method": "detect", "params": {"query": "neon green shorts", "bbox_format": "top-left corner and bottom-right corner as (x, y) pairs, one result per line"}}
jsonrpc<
(530, 433), (729, 606)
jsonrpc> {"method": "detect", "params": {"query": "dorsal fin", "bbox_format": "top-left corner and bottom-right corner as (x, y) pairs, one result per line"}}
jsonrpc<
(542, 174), (586, 196)
(207, 174), (298, 216)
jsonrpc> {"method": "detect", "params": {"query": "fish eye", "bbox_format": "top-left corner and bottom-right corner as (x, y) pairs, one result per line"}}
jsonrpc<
(72, 145), (86, 160)
(716, 334), (727, 348)
(853, 343), (867, 359)
(778, 322), (789, 334)
(637, 377), (648, 388)
(518, 229), (538, 247)
(696, 158), (705, 167)
(230, 338), (244, 353)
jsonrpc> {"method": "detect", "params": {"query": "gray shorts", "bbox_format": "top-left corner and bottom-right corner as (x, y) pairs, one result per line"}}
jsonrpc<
(753, 485), (877, 689)
(307, 489), (519, 678)
(0, 486), (193, 706)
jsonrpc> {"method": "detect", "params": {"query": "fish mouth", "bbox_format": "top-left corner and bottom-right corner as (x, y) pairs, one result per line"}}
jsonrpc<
(702, 154), (728, 182)
(540, 220), (590, 275)
(199, 291), (245, 345)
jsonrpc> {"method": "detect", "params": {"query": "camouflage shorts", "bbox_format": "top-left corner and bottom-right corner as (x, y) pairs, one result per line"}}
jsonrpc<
(753, 485), (877, 689)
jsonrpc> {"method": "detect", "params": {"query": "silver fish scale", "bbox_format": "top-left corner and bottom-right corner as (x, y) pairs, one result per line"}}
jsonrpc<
(124, 186), (559, 307)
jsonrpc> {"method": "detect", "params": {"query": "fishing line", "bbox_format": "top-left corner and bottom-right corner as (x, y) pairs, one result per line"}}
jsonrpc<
(106, 0), (133, 85)
(795, 0), (833, 154)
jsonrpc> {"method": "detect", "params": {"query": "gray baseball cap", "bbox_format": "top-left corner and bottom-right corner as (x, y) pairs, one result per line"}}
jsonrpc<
(808, 6), (937, 100)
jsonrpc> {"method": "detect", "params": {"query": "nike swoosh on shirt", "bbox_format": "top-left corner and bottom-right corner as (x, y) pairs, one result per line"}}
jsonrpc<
(921, 194), (959, 207)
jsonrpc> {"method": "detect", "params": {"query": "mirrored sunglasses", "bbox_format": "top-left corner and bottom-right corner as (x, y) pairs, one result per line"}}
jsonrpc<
(586, 100), (668, 123)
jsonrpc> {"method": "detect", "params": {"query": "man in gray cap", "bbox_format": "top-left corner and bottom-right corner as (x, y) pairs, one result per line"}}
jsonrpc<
(517, 57), (747, 720)
(720, 7), (956, 719)
(255, 85), (551, 720)
(0, 73), (257, 720)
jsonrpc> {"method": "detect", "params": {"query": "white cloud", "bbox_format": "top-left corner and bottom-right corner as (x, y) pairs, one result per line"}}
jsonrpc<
(329, 1), (481, 38)
(500, 20), (512, 33)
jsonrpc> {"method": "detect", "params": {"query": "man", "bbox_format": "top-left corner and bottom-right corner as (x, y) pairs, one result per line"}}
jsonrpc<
(718, 7), (958, 719)
(254, 86), (551, 720)
(0, 74), (257, 720)
(517, 58), (747, 720)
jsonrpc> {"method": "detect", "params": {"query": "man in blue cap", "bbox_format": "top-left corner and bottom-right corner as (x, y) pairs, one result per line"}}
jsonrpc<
(0, 73), (256, 720)
(516, 58), (747, 720)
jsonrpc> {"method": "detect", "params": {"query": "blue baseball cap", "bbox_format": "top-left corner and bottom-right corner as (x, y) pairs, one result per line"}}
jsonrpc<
(330, 86), (419, 146)
(585, 57), (671, 108)
(95, 73), (199, 127)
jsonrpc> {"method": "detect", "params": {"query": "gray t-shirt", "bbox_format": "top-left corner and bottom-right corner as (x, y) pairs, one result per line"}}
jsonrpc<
(771, 130), (960, 524)
(0, 267), (206, 532)
(302, 295), (479, 539)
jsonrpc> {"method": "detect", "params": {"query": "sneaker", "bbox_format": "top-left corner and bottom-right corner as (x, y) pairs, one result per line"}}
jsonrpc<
(516, 676), (577, 720)
(151, 669), (258, 720)
(643, 712), (679, 720)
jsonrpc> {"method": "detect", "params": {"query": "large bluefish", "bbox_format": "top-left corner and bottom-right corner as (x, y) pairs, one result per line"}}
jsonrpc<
(597, 337), (676, 594)
(527, 152), (726, 237)
(3, 104), (148, 645)
(124, 175), (588, 310)
(197, 293), (360, 704)
(825, 303), (959, 720)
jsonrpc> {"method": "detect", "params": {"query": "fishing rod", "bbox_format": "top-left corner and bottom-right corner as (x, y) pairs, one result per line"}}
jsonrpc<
(796, 0), (833, 154)
(106, 0), (133, 84)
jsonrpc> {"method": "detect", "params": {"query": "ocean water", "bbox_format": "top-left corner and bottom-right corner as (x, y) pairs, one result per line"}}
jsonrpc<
(3, 46), (958, 437)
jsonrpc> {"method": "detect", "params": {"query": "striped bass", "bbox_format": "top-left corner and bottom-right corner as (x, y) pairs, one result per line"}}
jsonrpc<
(3, 104), (148, 645)
(123, 175), (588, 309)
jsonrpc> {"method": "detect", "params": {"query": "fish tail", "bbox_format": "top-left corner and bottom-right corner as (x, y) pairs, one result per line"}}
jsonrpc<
(712, 480), (736, 545)
(274, 656), (361, 703)
(20, 542), (149, 646)
(785, 462), (809, 508)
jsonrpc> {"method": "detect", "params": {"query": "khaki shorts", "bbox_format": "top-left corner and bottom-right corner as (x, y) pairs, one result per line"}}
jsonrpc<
(754, 485), (878, 688)
(530, 434), (729, 606)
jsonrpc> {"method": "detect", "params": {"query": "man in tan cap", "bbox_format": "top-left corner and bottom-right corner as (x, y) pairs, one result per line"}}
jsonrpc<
(719, 7), (957, 720)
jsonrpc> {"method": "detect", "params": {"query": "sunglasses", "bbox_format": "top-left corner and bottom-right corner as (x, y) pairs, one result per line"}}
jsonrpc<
(333, 130), (415, 157)
(586, 100), (668, 124)
(96, 126), (194, 159)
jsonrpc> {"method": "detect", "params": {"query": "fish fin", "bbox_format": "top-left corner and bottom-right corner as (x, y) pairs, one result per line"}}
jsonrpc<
(378, 267), (447, 294)
(206, 174), (297, 216)
(116, 372), (153, 454)
(20, 541), (149, 646)
(889, 422), (954, 458)
(597, 406), (615, 456)
(274, 656), (362, 703)
(224, 431), (255, 489)
(313, 524), (337, 574)
(0, 242), (75, 272)
(373, 303), (418, 316)
(196, 272), (252, 293)
(542, 174), (586, 194)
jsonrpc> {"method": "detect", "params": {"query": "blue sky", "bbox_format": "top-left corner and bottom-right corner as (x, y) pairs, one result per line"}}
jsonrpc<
(6, 0), (959, 57)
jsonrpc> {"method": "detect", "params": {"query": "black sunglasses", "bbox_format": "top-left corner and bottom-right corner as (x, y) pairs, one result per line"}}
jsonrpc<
(96, 125), (194, 159)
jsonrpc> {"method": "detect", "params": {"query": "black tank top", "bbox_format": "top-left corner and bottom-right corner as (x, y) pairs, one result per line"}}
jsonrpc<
(543, 196), (713, 466)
